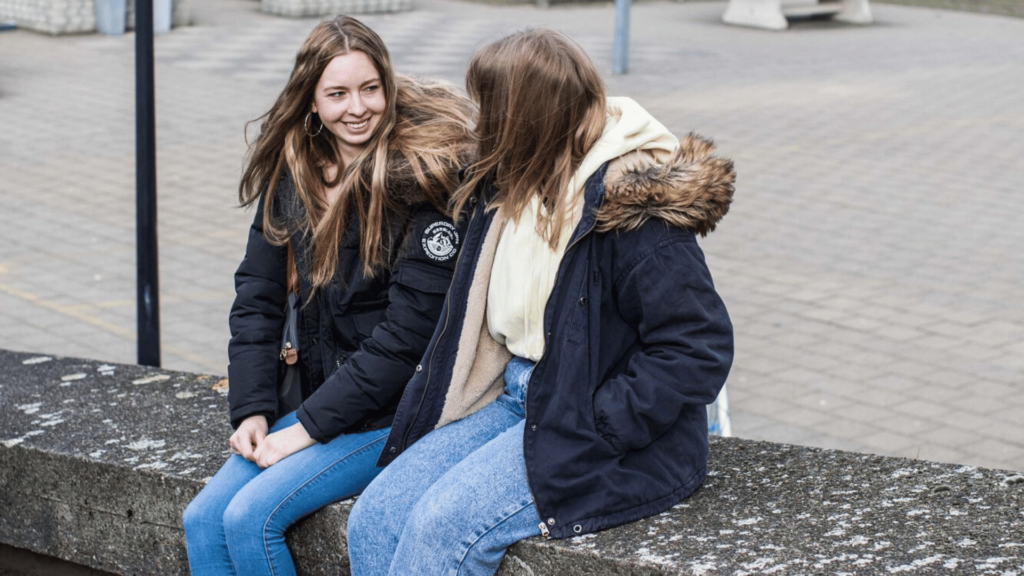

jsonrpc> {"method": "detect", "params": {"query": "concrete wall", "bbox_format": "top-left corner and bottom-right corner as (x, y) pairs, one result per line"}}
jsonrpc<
(0, 0), (95, 35)
(2, 348), (1023, 574)
(876, 0), (1024, 18)
(260, 0), (412, 17)
(0, 0), (191, 35)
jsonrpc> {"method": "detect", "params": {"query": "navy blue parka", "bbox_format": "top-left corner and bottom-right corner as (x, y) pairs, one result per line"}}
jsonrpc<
(378, 134), (736, 538)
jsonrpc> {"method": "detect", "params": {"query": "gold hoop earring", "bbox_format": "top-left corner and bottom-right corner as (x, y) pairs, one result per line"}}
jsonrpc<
(304, 112), (323, 137)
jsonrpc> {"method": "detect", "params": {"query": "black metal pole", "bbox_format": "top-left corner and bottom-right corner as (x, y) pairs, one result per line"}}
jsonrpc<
(135, 0), (160, 367)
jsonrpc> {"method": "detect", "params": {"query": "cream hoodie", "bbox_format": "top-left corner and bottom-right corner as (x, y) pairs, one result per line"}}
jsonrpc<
(486, 97), (679, 361)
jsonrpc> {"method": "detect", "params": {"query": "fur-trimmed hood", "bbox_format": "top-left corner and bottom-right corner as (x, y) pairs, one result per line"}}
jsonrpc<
(596, 133), (735, 237)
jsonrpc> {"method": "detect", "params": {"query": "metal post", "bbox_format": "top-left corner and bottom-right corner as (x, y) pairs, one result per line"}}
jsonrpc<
(612, 0), (631, 75)
(135, 0), (161, 367)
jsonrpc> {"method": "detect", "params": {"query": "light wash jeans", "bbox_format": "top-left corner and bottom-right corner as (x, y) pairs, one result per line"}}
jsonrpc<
(182, 411), (389, 576)
(347, 357), (541, 576)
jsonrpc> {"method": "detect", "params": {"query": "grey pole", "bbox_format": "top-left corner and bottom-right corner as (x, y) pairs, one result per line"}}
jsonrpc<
(612, 0), (631, 75)
(135, 0), (161, 367)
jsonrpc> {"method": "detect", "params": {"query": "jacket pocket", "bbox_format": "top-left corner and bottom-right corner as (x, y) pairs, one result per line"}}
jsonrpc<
(394, 260), (455, 294)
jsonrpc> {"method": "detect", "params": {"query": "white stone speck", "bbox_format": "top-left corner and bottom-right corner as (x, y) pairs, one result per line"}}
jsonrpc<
(175, 391), (196, 399)
(128, 438), (166, 450)
(688, 561), (718, 576)
(40, 419), (65, 427)
(507, 554), (535, 575)
(2, 438), (24, 448)
(89, 450), (105, 458)
(884, 553), (937, 569)
(735, 517), (760, 526)
(136, 461), (168, 470)
(23, 356), (53, 365)
(61, 373), (87, 382)
(132, 374), (170, 385)
(891, 468), (916, 479)
(16, 402), (42, 415)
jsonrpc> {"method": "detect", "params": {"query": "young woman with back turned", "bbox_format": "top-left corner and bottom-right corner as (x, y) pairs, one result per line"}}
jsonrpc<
(347, 28), (736, 576)
(181, 16), (474, 576)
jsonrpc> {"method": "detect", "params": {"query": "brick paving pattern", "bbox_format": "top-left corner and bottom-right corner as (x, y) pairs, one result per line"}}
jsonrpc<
(1, 0), (1022, 471)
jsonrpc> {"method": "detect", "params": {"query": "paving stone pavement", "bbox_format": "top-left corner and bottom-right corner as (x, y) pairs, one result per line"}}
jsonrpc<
(1, 0), (1022, 472)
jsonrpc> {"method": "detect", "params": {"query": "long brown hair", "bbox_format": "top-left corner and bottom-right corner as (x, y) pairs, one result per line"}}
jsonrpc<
(453, 28), (607, 248)
(239, 16), (474, 289)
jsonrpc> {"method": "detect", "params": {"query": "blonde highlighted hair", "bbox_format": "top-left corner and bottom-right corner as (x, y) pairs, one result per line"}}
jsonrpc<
(240, 16), (474, 290)
(453, 28), (606, 248)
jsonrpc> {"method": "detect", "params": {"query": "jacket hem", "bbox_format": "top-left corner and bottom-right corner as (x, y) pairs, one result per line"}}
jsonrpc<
(548, 465), (707, 539)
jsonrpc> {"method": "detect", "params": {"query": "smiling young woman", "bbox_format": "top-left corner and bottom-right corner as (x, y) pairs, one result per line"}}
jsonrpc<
(180, 16), (475, 576)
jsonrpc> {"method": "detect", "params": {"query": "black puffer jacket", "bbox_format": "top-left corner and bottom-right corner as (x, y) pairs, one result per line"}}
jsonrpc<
(227, 172), (463, 442)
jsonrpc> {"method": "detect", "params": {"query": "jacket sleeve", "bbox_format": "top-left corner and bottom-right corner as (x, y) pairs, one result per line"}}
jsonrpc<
(296, 206), (461, 442)
(593, 229), (734, 453)
(227, 197), (288, 429)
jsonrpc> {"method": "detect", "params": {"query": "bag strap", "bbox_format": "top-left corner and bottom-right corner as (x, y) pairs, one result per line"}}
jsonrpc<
(286, 242), (299, 296)
(280, 241), (300, 365)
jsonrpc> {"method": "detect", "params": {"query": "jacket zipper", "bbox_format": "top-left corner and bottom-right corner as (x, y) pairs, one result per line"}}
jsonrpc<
(526, 197), (598, 540)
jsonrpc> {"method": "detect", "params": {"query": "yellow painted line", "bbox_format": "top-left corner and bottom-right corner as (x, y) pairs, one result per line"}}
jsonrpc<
(0, 282), (225, 374)
(0, 282), (135, 337)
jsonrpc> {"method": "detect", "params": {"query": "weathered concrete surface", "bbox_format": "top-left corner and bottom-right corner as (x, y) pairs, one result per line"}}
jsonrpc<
(503, 445), (1024, 574)
(2, 348), (1023, 575)
(0, 348), (352, 575)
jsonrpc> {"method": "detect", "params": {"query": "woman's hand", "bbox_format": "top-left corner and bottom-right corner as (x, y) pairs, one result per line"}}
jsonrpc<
(230, 415), (269, 463)
(253, 422), (316, 468)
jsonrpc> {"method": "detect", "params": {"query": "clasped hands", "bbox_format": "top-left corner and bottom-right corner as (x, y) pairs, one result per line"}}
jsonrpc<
(229, 415), (316, 468)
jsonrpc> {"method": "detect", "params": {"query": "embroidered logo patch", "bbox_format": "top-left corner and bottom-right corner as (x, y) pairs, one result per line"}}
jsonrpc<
(421, 221), (459, 262)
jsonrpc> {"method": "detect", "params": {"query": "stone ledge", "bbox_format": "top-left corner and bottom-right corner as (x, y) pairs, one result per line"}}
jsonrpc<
(1, 348), (1022, 575)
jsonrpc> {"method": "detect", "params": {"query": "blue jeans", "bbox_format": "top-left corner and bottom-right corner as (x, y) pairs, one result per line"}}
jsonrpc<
(347, 357), (540, 576)
(182, 411), (389, 576)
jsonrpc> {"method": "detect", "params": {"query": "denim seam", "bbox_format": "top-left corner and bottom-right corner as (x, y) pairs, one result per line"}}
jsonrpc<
(260, 430), (389, 575)
(452, 496), (537, 575)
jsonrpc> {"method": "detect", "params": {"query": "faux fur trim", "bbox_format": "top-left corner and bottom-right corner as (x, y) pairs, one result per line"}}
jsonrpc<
(436, 214), (511, 428)
(595, 133), (735, 237)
